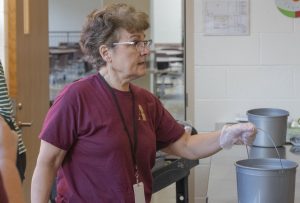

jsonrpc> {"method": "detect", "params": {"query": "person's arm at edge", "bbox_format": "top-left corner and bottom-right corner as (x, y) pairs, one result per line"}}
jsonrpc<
(0, 118), (25, 203)
(0, 158), (25, 203)
(31, 140), (66, 203)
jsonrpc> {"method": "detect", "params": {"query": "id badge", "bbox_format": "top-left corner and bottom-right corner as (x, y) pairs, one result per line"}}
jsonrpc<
(133, 182), (146, 203)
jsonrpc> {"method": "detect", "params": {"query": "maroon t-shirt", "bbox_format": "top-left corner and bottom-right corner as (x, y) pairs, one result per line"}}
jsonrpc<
(0, 173), (8, 203)
(39, 74), (184, 203)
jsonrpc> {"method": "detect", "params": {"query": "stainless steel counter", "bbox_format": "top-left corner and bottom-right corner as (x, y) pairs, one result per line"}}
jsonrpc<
(207, 145), (300, 203)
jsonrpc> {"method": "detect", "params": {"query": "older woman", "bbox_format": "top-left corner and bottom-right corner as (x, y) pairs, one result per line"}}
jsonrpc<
(31, 3), (256, 203)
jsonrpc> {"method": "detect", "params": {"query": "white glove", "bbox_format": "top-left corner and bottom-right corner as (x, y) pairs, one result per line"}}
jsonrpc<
(184, 126), (192, 135)
(219, 122), (256, 149)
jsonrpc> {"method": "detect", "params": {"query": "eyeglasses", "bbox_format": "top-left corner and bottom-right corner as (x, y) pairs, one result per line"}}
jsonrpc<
(112, 40), (152, 52)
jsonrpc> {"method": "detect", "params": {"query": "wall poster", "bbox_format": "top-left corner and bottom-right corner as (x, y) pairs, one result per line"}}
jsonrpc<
(204, 0), (250, 36)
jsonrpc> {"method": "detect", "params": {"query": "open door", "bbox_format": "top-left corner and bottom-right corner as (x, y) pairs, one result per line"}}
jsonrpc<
(7, 0), (49, 202)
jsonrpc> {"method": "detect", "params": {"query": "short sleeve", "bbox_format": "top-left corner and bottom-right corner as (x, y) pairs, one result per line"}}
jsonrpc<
(39, 85), (79, 150)
(153, 98), (185, 150)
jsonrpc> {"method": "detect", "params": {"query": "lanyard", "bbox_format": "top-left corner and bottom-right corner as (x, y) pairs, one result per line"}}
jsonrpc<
(98, 73), (139, 182)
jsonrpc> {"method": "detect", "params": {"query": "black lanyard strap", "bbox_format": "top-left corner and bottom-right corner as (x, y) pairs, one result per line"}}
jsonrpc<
(98, 73), (138, 167)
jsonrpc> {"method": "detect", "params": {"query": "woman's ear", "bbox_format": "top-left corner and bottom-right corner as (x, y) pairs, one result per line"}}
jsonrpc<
(99, 45), (112, 63)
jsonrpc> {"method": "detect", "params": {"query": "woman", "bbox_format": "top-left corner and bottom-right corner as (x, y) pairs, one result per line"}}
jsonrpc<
(31, 3), (256, 203)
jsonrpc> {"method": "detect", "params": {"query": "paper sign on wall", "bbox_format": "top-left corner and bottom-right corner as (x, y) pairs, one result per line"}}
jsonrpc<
(204, 0), (250, 36)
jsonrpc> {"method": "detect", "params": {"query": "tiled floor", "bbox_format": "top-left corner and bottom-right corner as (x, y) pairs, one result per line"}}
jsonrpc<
(151, 184), (177, 203)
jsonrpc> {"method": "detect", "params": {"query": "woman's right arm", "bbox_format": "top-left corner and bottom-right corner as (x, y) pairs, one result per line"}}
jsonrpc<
(31, 140), (67, 203)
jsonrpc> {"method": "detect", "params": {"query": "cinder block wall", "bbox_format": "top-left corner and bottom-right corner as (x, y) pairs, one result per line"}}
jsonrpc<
(192, 0), (300, 202)
(194, 0), (300, 132)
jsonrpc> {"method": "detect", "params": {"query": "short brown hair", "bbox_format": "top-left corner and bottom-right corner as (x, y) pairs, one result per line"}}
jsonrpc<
(80, 3), (149, 69)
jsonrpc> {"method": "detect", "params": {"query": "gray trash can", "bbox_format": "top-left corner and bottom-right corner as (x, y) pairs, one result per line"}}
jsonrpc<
(235, 158), (298, 203)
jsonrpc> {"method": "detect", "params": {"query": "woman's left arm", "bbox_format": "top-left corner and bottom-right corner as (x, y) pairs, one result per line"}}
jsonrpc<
(162, 122), (256, 160)
(162, 131), (222, 160)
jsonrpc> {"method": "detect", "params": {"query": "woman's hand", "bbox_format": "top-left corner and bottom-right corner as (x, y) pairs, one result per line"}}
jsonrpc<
(220, 122), (257, 149)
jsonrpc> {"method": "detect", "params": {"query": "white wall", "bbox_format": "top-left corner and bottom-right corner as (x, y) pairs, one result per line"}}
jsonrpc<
(194, 0), (300, 131)
(152, 0), (182, 44)
(48, 0), (103, 46)
(48, 0), (103, 31)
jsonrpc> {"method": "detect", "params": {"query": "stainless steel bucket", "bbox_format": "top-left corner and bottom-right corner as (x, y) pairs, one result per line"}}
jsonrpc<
(249, 146), (286, 159)
(235, 158), (298, 203)
(247, 108), (289, 147)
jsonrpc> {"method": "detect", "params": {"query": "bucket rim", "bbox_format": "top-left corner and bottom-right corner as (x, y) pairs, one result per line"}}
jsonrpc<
(247, 108), (289, 118)
(235, 158), (298, 171)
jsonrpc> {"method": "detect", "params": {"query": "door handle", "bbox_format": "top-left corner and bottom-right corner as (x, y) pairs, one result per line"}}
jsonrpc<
(18, 121), (32, 127)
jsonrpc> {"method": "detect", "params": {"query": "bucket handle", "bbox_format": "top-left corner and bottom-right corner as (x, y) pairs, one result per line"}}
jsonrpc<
(246, 127), (284, 170)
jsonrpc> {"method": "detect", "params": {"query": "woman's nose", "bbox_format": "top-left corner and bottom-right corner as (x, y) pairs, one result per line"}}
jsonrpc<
(140, 47), (150, 56)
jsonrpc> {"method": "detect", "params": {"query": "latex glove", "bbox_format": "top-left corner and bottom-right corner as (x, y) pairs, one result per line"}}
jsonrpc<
(219, 122), (256, 149)
(184, 126), (192, 135)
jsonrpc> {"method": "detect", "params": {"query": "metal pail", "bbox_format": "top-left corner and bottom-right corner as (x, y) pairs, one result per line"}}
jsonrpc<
(249, 146), (286, 159)
(247, 108), (289, 147)
(235, 158), (298, 203)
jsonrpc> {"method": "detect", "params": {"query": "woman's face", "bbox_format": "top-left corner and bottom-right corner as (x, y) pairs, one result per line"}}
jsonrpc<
(108, 28), (150, 81)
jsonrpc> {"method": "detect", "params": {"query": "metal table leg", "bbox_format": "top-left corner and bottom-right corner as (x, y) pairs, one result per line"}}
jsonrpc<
(176, 176), (189, 203)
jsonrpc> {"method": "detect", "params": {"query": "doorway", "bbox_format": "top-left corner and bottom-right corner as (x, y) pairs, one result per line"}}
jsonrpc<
(151, 0), (185, 121)
(5, 0), (49, 202)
